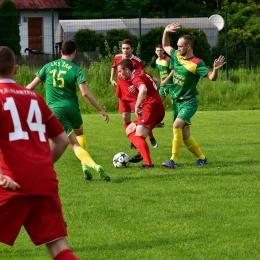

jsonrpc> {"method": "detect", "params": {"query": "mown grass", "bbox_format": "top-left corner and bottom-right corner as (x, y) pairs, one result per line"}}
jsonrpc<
(1, 110), (260, 260)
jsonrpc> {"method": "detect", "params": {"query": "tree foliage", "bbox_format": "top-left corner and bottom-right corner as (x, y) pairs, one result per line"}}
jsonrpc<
(74, 29), (105, 53)
(0, 0), (21, 55)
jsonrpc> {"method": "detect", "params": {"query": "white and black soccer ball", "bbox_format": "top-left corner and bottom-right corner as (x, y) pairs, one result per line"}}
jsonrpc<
(113, 152), (130, 168)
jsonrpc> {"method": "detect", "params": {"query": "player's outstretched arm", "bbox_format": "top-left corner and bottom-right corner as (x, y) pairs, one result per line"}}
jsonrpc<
(162, 23), (181, 55)
(79, 83), (109, 123)
(26, 76), (42, 90)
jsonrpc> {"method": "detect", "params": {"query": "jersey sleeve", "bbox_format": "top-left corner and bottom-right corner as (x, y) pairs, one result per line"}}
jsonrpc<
(36, 65), (47, 81)
(76, 68), (85, 85)
(168, 57), (174, 70)
(196, 60), (209, 77)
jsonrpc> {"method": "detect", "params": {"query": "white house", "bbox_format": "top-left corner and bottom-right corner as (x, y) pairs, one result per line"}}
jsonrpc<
(0, 0), (72, 55)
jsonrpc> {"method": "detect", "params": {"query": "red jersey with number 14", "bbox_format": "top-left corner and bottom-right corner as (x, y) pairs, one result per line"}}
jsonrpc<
(112, 54), (144, 100)
(0, 81), (64, 196)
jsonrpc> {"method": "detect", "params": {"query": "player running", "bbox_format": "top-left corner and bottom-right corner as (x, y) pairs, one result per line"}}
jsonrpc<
(27, 40), (111, 181)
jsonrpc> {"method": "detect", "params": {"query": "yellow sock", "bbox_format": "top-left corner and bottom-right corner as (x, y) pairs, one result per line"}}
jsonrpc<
(184, 136), (205, 159)
(170, 128), (183, 163)
(76, 135), (87, 150)
(74, 147), (96, 169)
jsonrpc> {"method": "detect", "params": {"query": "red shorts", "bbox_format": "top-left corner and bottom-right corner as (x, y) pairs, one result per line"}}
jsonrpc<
(0, 195), (68, 246)
(134, 104), (165, 129)
(118, 99), (136, 113)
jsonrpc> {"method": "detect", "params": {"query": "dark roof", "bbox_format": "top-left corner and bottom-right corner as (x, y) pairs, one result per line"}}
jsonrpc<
(0, 0), (72, 10)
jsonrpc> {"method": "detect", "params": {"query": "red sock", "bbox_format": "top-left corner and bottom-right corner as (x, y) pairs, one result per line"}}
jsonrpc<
(124, 122), (131, 129)
(53, 249), (78, 260)
(128, 133), (152, 165)
(148, 130), (154, 139)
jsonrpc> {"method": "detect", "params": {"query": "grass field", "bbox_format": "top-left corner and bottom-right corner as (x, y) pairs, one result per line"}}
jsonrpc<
(1, 110), (260, 260)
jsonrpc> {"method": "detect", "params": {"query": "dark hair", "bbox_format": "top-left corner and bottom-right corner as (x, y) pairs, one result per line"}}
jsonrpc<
(117, 59), (134, 71)
(61, 40), (77, 55)
(156, 44), (163, 48)
(179, 35), (194, 47)
(0, 46), (15, 76)
(122, 39), (133, 48)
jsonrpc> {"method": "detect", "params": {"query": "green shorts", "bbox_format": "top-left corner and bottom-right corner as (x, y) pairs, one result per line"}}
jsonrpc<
(51, 106), (83, 136)
(159, 85), (174, 97)
(172, 96), (198, 125)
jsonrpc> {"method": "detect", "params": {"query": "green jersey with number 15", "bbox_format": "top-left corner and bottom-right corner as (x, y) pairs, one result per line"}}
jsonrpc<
(36, 58), (85, 109)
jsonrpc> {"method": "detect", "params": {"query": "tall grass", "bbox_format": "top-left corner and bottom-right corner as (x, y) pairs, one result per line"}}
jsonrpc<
(14, 54), (260, 113)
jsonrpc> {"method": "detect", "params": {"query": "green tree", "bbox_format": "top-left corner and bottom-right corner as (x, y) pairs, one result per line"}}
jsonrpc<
(217, 28), (259, 68)
(0, 0), (21, 55)
(105, 29), (138, 54)
(74, 29), (105, 53)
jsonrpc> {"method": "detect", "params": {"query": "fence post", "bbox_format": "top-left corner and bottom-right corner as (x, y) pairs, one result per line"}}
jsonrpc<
(224, 11), (229, 79)
(246, 47), (250, 69)
(138, 9), (142, 60)
(51, 9), (55, 61)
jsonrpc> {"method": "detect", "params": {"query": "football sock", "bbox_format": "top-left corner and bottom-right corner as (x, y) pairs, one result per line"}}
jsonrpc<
(128, 133), (153, 165)
(74, 147), (96, 169)
(53, 249), (78, 260)
(76, 135), (87, 150)
(124, 122), (131, 129)
(148, 131), (154, 139)
(184, 136), (205, 159)
(170, 128), (183, 163)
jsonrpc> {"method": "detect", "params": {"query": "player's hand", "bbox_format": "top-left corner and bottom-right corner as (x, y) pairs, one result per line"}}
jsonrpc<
(0, 175), (20, 190)
(110, 80), (117, 87)
(165, 23), (181, 33)
(100, 111), (109, 123)
(214, 55), (226, 70)
(128, 85), (136, 93)
(161, 80), (166, 86)
(135, 107), (143, 117)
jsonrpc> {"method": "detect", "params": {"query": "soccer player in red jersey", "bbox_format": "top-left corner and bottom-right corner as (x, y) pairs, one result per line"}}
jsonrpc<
(0, 46), (78, 259)
(117, 59), (165, 169)
(110, 39), (159, 149)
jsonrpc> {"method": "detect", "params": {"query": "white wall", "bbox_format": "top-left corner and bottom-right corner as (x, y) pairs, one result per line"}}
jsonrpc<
(19, 11), (59, 55)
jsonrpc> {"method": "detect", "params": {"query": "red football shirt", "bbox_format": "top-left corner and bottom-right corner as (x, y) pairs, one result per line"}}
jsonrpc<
(132, 69), (163, 107)
(0, 81), (64, 196)
(112, 54), (144, 100)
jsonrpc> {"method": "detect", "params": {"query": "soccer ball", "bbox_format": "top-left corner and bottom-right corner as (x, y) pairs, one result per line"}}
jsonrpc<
(113, 152), (130, 168)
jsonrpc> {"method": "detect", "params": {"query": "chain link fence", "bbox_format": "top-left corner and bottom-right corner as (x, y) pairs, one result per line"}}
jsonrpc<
(1, 10), (259, 75)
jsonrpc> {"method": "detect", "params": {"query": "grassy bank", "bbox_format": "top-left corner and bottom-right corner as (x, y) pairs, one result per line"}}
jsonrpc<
(15, 62), (260, 113)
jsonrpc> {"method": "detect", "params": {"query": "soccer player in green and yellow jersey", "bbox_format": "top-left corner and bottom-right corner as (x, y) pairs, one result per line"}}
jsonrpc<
(162, 23), (226, 168)
(27, 40), (111, 181)
(155, 44), (174, 127)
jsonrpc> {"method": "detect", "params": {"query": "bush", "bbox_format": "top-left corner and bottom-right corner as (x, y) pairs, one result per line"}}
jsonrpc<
(74, 29), (105, 54)
(216, 29), (260, 68)
(105, 29), (138, 55)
